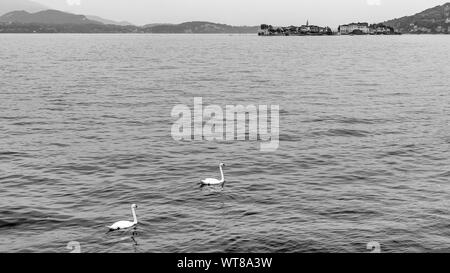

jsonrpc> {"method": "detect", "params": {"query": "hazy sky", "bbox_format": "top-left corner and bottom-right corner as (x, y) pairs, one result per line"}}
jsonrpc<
(33, 0), (447, 26)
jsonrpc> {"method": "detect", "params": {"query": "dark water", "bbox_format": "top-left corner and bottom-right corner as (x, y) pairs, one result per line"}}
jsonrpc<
(0, 34), (449, 253)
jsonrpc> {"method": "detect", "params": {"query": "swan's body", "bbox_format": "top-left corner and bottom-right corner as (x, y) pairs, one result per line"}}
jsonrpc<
(201, 163), (225, 186)
(109, 220), (135, 230)
(108, 204), (138, 231)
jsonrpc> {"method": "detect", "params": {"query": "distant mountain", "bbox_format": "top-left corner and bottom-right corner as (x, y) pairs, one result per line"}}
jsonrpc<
(143, 23), (174, 28)
(0, 23), (141, 33)
(0, 0), (47, 16)
(0, 10), (102, 25)
(384, 2), (450, 34)
(0, 9), (259, 33)
(86, 15), (134, 26)
(143, 21), (259, 33)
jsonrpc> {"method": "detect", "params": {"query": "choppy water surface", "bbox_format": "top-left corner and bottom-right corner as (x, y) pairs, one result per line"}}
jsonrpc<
(0, 34), (449, 253)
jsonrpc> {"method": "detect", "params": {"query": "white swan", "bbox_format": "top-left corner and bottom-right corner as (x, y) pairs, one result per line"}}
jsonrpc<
(108, 204), (138, 231)
(201, 163), (226, 186)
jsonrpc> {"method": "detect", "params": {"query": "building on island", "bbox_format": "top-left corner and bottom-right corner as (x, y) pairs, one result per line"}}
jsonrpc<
(338, 22), (370, 35)
(338, 22), (397, 35)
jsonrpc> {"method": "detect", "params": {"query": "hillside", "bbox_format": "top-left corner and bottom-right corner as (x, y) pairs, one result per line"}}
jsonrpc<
(86, 15), (134, 26)
(0, 10), (102, 25)
(384, 2), (450, 33)
(143, 21), (259, 33)
(0, 9), (258, 33)
(0, 0), (47, 16)
(0, 23), (140, 33)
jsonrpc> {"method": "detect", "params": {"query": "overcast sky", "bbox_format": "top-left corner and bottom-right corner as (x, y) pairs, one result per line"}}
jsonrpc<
(33, 0), (447, 26)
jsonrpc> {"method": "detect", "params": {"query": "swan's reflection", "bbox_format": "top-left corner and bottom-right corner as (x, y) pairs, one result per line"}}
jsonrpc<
(200, 184), (225, 193)
(131, 227), (139, 246)
(200, 184), (229, 231)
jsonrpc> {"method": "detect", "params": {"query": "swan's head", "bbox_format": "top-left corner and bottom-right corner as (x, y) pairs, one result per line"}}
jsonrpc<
(131, 204), (138, 209)
(220, 163), (225, 167)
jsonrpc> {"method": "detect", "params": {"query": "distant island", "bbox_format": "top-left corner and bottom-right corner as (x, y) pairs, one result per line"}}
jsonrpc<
(258, 22), (398, 36)
(258, 21), (333, 36)
(0, 2), (449, 34)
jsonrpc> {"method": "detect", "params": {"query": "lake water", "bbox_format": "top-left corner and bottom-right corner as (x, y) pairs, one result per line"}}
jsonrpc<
(0, 34), (449, 253)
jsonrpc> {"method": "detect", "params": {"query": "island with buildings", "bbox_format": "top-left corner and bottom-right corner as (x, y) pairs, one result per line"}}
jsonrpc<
(258, 3), (450, 36)
(258, 21), (333, 36)
(258, 21), (400, 36)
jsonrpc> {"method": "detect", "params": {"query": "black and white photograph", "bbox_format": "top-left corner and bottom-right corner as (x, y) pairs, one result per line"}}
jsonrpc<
(0, 0), (449, 258)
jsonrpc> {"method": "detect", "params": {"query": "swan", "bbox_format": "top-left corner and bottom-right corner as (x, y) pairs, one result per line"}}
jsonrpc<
(108, 204), (138, 231)
(201, 163), (226, 186)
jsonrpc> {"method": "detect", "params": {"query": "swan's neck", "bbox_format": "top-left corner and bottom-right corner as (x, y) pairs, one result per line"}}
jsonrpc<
(132, 208), (138, 224)
(219, 166), (225, 183)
